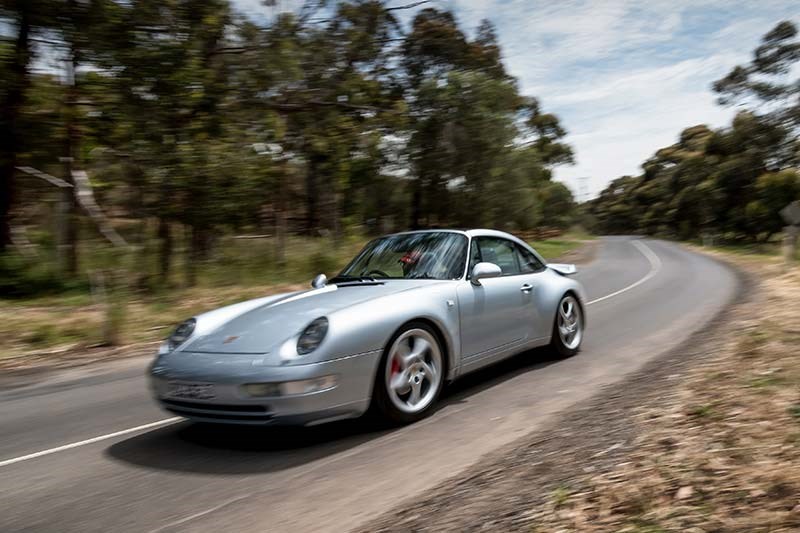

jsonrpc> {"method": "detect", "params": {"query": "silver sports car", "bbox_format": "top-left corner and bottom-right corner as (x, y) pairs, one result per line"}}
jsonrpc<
(149, 229), (586, 426)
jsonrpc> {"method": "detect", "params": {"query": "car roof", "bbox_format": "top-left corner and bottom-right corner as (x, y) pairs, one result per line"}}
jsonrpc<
(379, 228), (548, 267)
(386, 228), (518, 239)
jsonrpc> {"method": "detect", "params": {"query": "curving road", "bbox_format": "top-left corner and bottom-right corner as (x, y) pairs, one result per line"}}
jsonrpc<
(0, 237), (738, 533)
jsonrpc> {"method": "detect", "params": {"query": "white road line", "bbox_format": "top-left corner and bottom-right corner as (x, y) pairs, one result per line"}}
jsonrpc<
(0, 417), (181, 469)
(586, 239), (662, 306)
(147, 494), (254, 533)
(1, 240), (663, 470)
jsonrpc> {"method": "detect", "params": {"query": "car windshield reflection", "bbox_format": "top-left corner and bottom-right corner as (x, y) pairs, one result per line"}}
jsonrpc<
(335, 232), (468, 281)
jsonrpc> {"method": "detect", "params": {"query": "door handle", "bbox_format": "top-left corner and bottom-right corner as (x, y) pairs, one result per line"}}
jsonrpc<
(520, 284), (533, 293)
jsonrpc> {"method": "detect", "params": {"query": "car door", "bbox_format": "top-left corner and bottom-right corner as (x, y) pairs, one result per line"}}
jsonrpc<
(514, 243), (549, 341)
(457, 236), (538, 363)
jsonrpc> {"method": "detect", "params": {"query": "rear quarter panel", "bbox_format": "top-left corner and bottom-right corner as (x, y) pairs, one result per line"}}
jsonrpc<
(537, 270), (588, 341)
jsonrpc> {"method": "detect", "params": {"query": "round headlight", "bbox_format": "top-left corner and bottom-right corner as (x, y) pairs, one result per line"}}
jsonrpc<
(168, 318), (196, 351)
(297, 317), (328, 355)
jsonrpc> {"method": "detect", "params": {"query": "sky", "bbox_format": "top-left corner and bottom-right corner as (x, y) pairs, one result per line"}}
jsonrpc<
(236, 1), (797, 198)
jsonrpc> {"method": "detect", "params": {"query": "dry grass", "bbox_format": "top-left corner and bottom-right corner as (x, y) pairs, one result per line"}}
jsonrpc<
(0, 282), (305, 371)
(527, 252), (800, 532)
(0, 233), (590, 369)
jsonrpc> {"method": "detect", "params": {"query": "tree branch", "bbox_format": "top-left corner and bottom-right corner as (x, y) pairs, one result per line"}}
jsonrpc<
(386, 0), (430, 11)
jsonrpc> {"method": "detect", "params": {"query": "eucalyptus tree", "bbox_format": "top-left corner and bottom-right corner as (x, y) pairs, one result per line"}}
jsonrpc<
(87, 0), (234, 284)
(0, 0), (47, 252)
(0, 0), (114, 271)
(402, 7), (472, 228)
(713, 20), (799, 167)
(590, 114), (794, 241)
(291, 0), (406, 237)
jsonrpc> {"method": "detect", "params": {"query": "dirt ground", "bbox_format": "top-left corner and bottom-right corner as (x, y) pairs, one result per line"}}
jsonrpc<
(359, 251), (800, 532)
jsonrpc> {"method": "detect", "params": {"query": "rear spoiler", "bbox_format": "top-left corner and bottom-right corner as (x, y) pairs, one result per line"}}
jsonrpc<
(548, 263), (577, 276)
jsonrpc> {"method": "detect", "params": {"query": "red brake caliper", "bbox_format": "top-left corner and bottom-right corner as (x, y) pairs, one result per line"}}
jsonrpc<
(390, 356), (401, 376)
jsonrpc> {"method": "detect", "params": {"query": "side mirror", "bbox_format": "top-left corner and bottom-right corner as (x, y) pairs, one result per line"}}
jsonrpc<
(470, 262), (502, 285)
(311, 273), (327, 289)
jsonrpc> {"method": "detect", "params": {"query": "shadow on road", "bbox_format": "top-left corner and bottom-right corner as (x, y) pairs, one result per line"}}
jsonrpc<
(106, 347), (559, 475)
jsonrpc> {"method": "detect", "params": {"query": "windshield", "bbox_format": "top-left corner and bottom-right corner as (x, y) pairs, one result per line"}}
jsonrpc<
(338, 232), (468, 280)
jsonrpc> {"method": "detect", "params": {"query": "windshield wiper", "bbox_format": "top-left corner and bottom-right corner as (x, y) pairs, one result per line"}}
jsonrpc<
(329, 275), (377, 284)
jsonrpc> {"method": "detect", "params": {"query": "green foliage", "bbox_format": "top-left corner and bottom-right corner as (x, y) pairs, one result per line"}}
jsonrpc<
(0, 253), (86, 298)
(536, 181), (576, 229)
(1, 0), (577, 300)
(589, 113), (798, 241)
(713, 20), (799, 165)
(309, 251), (339, 276)
(550, 485), (572, 508)
(402, 8), (573, 230)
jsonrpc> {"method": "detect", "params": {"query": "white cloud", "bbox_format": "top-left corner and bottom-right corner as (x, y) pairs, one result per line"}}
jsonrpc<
(441, 0), (800, 198)
(543, 54), (739, 196)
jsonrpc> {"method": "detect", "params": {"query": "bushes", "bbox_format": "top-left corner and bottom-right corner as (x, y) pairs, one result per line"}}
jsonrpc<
(308, 251), (338, 277)
(0, 253), (87, 299)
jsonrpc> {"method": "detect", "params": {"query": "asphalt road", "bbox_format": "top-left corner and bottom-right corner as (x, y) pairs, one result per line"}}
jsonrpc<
(0, 237), (738, 533)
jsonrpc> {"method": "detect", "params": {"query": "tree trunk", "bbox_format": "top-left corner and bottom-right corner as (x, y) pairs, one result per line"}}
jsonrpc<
(59, 49), (80, 276)
(410, 177), (422, 230)
(275, 163), (287, 266)
(130, 164), (151, 290)
(321, 181), (342, 244)
(186, 225), (198, 287)
(0, 8), (31, 253)
(306, 156), (320, 235)
(158, 217), (172, 283)
(199, 228), (213, 261)
(59, 158), (79, 275)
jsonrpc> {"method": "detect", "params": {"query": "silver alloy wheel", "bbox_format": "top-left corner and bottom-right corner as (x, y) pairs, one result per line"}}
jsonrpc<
(384, 328), (443, 414)
(557, 295), (583, 350)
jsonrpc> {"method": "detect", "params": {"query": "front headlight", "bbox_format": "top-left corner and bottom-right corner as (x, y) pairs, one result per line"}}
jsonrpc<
(166, 318), (196, 352)
(297, 317), (328, 355)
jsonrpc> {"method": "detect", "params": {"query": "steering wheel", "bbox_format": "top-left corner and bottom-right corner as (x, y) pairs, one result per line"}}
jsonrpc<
(364, 269), (390, 278)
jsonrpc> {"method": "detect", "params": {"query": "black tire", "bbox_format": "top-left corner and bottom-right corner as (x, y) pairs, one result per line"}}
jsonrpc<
(549, 294), (584, 359)
(372, 321), (445, 425)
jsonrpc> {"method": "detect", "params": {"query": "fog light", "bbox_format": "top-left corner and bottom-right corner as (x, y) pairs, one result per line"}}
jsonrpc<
(241, 383), (281, 397)
(280, 375), (338, 396)
(241, 376), (338, 398)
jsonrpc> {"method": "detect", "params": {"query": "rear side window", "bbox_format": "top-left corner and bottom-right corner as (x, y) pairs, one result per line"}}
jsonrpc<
(516, 244), (546, 273)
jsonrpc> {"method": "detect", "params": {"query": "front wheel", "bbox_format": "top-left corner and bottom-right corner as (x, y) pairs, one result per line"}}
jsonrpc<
(550, 294), (584, 358)
(373, 323), (445, 425)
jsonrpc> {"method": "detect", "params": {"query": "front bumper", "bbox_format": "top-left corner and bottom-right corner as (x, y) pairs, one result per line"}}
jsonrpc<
(149, 349), (382, 426)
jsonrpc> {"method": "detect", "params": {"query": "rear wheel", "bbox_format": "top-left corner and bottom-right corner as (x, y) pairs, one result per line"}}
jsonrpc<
(373, 323), (444, 424)
(550, 294), (583, 358)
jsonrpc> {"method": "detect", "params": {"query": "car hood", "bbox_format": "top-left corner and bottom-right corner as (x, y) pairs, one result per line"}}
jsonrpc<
(183, 280), (443, 354)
